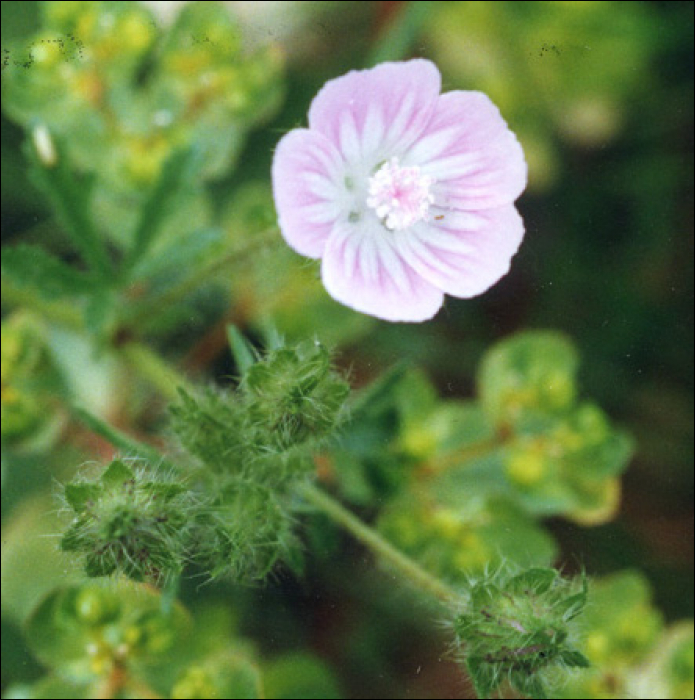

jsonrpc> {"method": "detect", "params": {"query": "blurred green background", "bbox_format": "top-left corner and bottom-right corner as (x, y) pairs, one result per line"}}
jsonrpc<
(2, 2), (693, 698)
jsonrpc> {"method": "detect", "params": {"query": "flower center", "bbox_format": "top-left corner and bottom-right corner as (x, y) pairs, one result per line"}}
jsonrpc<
(366, 157), (435, 231)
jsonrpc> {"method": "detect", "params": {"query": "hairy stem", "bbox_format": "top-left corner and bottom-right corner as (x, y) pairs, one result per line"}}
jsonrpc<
(301, 483), (459, 604)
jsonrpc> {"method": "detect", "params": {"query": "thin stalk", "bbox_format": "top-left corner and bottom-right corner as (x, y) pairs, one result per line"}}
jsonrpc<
(366, 1), (435, 67)
(119, 341), (195, 402)
(301, 483), (459, 604)
(71, 403), (172, 467)
(417, 434), (506, 479)
(124, 228), (279, 330)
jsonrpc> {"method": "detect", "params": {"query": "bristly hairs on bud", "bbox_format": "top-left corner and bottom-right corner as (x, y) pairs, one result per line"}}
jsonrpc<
(165, 336), (350, 582)
(60, 458), (199, 585)
(61, 336), (352, 586)
(450, 564), (590, 699)
(169, 338), (349, 474)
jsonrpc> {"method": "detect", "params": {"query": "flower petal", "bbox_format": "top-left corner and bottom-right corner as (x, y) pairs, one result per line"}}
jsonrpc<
(308, 59), (441, 165)
(272, 128), (345, 258)
(405, 91), (527, 210)
(321, 220), (444, 322)
(395, 205), (525, 298)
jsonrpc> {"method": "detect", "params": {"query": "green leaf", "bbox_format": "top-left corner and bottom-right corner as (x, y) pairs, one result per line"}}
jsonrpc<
(347, 362), (408, 418)
(508, 568), (559, 596)
(1, 244), (95, 299)
(71, 404), (168, 465)
(393, 367), (439, 427)
(366, 1), (436, 67)
(264, 652), (342, 699)
(478, 330), (579, 427)
(82, 288), (115, 339)
(130, 226), (225, 282)
(466, 657), (500, 699)
(1, 497), (83, 624)
(26, 133), (112, 278)
(227, 325), (258, 376)
(64, 483), (101, 513)
(100, 459), (135, 488)
(122, 148), (199, 277)
(561, 649), (591, 668)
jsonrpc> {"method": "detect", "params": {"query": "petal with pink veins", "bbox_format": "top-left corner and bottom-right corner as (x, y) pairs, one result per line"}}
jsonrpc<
(395, 205), (525, 298)
(321, 221), (444, 322)
(308, 60), (442, 164)
(272, 128), (345, 258)
(405, 91), (527, 210)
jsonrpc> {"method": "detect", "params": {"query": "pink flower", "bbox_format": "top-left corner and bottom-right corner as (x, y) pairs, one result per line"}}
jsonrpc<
(271, 59), (527, 322)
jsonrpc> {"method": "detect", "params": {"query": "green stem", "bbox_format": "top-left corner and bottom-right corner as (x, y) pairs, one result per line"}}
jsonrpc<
(301, 483), (459, 604)
(119, 341), (195, 401)
(366, 1), (435, 67)
(418, 434), (506, 479)
(124, 227), (279, 330)
(1, 278), (83, 328)
(71, 403), (171, 466)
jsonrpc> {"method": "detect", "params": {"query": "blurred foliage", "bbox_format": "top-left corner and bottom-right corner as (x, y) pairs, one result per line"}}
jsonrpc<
(424, 1), (662, 188)
(554, 571), (695, 700)
(2, 0), (283, 243)
(1, 1), (692, 699)
(3, 579), (341, 700)
(1, 312), (62, 448)
(327, 332), (632, 586)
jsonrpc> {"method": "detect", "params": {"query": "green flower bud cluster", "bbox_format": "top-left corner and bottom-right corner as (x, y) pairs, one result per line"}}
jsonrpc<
(7, 578), (338, 699)
(243, 342), (351, 453)
(167, 340), (349, 582)
(171, 652), (262, 699)
(2, 1), (283, 198)
(378, 495), (556, 580)
(62, 339), (349, 584)
(336, 332), (628, 586)
(171, 341), (349, 474)
(453, 568), (589, 699)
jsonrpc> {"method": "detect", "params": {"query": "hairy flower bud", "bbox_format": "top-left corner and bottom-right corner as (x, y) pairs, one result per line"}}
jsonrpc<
(453, 568), (589, 699)
(61, 459), (194, 583)
(242, 341), (350, 453)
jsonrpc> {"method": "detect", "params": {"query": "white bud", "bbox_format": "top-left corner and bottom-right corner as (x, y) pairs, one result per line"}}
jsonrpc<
(32, 125), (57, 167)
